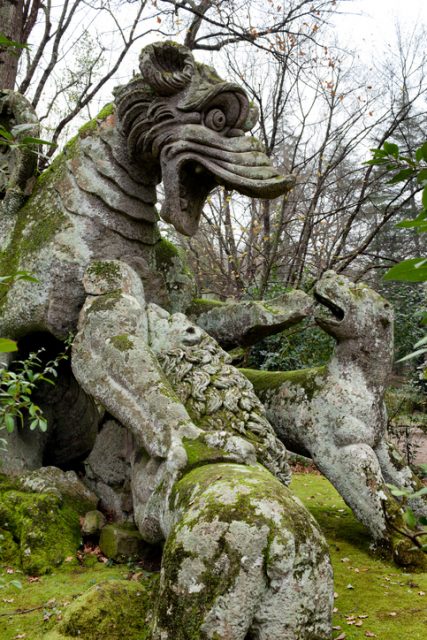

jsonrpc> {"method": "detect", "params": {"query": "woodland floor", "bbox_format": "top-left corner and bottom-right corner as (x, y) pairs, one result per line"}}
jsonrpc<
(0, 472), (426, 640)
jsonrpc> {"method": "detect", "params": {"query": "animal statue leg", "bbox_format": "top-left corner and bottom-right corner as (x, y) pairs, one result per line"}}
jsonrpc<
(154, 463), (333, 640)
(311, 440), (390, 542)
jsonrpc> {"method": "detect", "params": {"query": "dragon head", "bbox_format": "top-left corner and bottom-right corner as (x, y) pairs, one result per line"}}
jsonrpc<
(114, 41), (294, 236)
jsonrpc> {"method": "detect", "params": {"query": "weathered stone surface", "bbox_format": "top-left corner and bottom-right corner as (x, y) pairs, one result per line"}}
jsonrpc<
(245, 270), (427, 560)
(0, 90), (39, 216)
(84, 419), (133, 522)
(193, 289), (313, 349)
(155, 463), (332, 639)
(81, 510), (106, 536)
(99, 523), (144, 562)
(19, 466), (98, 512)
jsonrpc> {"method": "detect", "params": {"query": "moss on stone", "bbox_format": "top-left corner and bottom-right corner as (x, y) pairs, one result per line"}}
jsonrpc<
(182, 436), (229, 469)
(86, 260), (121, 285)
(51, 578), (156, 640)
(99, 523), (144, 562)
(241, 366), (327, 398)
(77, 103), (115, 138)
(187, 297), (226, 317)
(86, 291), (121, 314)
(0, 474), (88, 576)
(109, 334), (134, 352)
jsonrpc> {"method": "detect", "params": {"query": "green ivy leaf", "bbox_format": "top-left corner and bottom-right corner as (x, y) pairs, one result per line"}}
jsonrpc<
(0, 338), (17, 353)
(384, 258), (427, 282)
(415, 141), (427, 162)
(383, 141), (399, 157)
(388, 168), (414, 184)
(403, 508), (417, 530)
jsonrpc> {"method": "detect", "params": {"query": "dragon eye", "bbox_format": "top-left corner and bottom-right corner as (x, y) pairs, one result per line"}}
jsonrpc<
(205, 108), (227, 132)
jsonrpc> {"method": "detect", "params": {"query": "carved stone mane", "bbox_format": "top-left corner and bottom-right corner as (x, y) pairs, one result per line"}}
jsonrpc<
(158, 334), (290, 484)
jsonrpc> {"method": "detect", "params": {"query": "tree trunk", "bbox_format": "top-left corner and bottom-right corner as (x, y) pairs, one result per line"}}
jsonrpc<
(0, 0), (24, 89)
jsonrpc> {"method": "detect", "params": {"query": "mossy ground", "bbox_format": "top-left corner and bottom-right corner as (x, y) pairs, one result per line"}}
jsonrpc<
(291, 473), (427, 640)
(0, 561), (150, 639)
(0, 473), (425, 639)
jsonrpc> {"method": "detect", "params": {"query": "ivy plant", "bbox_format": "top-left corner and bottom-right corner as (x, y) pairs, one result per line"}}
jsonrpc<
(367, 140), (427, 365)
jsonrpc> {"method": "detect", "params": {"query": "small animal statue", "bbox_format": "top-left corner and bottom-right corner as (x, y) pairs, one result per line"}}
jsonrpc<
(244, 271), (427, 565)
(72, 259), (333, 640)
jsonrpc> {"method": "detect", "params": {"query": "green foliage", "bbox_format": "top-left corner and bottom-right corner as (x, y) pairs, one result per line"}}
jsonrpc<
(0, 33), (28, 52)
(368, 140), (427, 367)
(386, 484), (427, 553)
(0, 346), (69, 449)
(249, 318), (334, 371)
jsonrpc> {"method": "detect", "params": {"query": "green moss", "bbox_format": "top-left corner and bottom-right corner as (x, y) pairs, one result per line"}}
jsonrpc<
(51, 578), (154, 640)
(77, 103), (115, 138)
(291, 473), (427, 640)
(187, 297), (226, 317)
(182, 436), (229, 469)
(241, 366), (327, 398)
(86, 260), (121, 285)
(154, 237), (181, 268)
(99, 524), (143, 562)
(86, 291), (121, 314)
(0, 562), (154, 640)
(0, 486), (82, 575)
(109, 334), (134, 352)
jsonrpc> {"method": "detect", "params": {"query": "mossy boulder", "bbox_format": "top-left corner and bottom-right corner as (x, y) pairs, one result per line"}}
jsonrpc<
(45, 578), (156, 640)
(0, 469), (97, 575)
(99, 523), (145, 562)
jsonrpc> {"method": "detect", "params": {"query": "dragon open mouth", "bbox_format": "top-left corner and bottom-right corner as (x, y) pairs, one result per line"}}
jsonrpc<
(314, 291), (345, 324)
(160, 128), (294, 236)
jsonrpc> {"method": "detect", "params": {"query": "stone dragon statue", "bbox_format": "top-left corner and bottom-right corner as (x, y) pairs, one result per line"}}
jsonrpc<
(0, 42), (333, 639)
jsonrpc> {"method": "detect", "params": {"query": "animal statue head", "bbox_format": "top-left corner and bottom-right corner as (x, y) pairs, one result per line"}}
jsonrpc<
(314, 270), (394, 348)
(115, 41), (294, 235)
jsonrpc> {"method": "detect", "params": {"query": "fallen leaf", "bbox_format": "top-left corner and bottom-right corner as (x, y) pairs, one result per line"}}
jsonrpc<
(419, 591), (425, 596)
(346, 584), (354, 590)
(365, 632), (376, 637)
(333, 626), (342, 630)
(355, 621), (363, 627)
(335, 633), (346, 640)
(341, 557), (350, 563)
(389, 612), (397, 617)
(334, 592), (339, 599)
